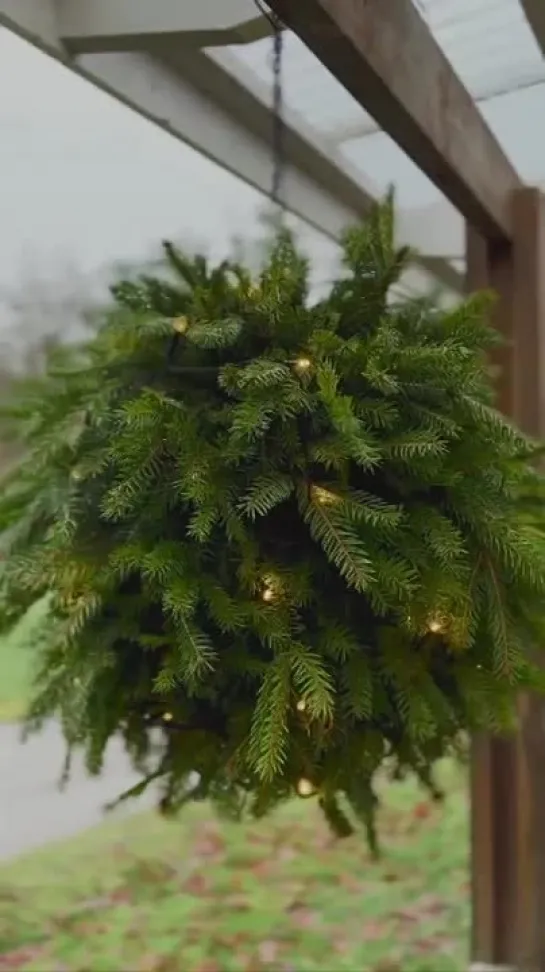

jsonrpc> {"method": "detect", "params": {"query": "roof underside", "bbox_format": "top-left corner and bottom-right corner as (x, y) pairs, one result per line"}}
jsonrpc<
(1, 0), (544, 298)
(210, 0), (545, 264)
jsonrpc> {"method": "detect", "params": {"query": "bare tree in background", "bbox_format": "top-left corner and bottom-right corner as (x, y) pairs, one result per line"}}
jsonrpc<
(0, 259), (100, 376)
(0, 261), (104, 470)
(0, 232), (209, 377)
(0, 222), (331, 474)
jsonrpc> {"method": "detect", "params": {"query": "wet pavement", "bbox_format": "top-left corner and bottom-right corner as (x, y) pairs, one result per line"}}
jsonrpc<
(0, 721), (158, 861)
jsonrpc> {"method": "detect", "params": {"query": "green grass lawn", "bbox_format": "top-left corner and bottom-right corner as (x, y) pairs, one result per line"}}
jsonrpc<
(0, 602), (470, 969)
(0, 761), (469, 972)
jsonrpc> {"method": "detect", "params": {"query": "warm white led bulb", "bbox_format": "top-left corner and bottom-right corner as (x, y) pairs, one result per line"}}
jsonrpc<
(261, 575), (278, 603)
(296, 699), (307, 712)
(294, 356), (312, 373)
(297, 778), (315, 797)
(311, 485), (338, 506)
(172, 316), (189, 334)
(163, 712), (174, 722)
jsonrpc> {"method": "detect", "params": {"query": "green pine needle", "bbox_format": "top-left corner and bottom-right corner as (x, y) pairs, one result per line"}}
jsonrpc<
(1, 195), (545, 848)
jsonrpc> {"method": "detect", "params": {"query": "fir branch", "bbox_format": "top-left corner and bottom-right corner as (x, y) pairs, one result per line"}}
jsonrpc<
(2, 194), (544, 848)
(300, 491), (375, 594)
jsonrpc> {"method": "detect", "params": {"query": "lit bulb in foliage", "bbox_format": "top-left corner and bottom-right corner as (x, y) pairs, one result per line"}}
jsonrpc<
(294, 356), (312, 374)
(311, 485), (339, 506)
(172, 316), (189, 334)
(261, 574), (279, 603)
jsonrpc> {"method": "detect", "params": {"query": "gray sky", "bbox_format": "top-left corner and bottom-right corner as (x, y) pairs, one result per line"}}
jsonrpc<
(0, 28), (339, 304)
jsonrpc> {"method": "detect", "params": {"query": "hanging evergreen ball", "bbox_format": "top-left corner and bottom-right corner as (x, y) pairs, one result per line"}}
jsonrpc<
(1, 197), (545, 844)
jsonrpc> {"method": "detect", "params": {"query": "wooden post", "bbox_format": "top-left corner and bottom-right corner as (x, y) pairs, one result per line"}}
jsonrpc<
(268, 0), (521, 241)
(468, 189), (545, 972)
(512, 189), (545, 972)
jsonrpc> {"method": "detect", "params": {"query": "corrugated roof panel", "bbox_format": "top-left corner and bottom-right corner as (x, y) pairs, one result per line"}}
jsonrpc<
(208, 0), (545, 265)
(419, 0), (544, 100)
(213, 0), (545, 143)
(209, 31), (375, 137)
(341, 132), (444, 208)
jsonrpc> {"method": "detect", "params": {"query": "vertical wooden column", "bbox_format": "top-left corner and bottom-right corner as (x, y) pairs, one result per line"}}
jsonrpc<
(512, 189), (545, 972)
(468, 189), (545, 972)
(467, 228), (519, 969)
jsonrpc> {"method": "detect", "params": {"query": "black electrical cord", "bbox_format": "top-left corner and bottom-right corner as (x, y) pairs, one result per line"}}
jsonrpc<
(253, 0), (286, 211)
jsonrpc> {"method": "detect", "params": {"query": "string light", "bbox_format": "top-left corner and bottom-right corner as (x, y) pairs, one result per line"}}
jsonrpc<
(70, 468), (83, 482)
(172, 316), (189, 335)
(294, 356), (312, 374)
(297, 778), (315, 797)
(296, 699), (307, 712)
(261, 574), (279, 603)
(427, 617), (444, 634)
(311, 485), (339, 506)
(163, 712), (174, 722)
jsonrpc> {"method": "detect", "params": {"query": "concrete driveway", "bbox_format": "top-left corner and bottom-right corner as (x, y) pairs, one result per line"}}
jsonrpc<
(0, 721), (159, 862)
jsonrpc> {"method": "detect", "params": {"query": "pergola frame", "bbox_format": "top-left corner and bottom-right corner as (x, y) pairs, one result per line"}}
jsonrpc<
(2, 0), (545, 967)
(269, 4), (545, 968)
(0, 0), (463, 295)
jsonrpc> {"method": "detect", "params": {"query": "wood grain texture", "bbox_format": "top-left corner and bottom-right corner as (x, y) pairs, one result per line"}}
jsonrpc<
(269, 0), (522, 241)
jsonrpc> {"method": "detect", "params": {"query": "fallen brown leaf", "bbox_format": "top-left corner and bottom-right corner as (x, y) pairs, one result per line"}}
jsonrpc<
(413, 801), (433, 821)
(182, 872), (209, 896)
(258, 939), (280, 964)
(193, 827), (226, 859)
(0, 946), (46, 971)
(287, 905), (322, 929)
(362, 918), (390, 941)
(250, 859), (275, 879)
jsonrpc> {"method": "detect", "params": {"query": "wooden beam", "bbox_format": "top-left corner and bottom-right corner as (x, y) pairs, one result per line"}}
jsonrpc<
(268, 0), (522, 243)
(57, 0), (271, 52)
(511, 189), (545, 972)
(0, 0), (464, 295)
(468, 189), (545, 971)
(520, 0), (545, 58)
(467, 228), (519, 969)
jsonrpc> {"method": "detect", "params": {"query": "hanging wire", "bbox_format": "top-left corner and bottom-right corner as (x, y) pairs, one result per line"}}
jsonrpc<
(167, 2), (285, 367)
(271, 20), (285, 210)
(253, 1), (286, 216)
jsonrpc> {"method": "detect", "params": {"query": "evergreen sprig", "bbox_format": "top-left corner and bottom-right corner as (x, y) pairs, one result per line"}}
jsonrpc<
(1, 196), (545, 844)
